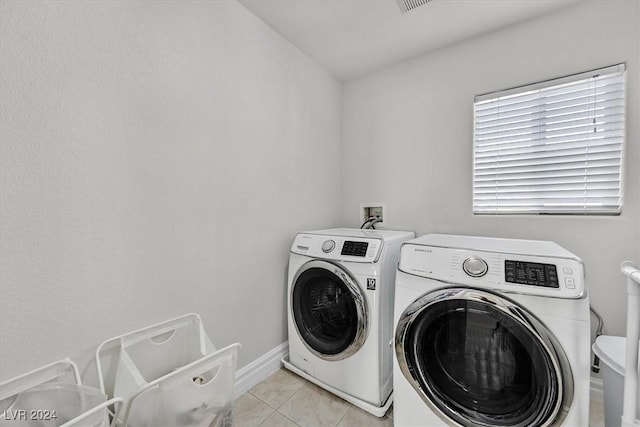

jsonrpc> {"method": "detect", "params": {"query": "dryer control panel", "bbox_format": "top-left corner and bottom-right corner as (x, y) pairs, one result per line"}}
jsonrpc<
(399, 240), (585, 299)
(291, 233), (383, 263)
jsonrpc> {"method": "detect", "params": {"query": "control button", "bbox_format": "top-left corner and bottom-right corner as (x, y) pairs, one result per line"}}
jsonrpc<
(463, 257), (488, 277)
(321, 240), (336, 253)
(563, 267), (573, 275)
(564, 277), (576, 289)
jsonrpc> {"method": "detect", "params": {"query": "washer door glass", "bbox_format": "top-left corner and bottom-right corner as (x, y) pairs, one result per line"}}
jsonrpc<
(396, 288), (572, 427)
(292, 261), (368, 360)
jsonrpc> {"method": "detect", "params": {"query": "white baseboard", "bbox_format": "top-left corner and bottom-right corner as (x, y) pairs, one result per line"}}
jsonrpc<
(234, 341), (288, 398)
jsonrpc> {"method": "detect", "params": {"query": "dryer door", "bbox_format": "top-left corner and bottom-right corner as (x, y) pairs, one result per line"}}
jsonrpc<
(395, 287), (573, 427)
(291, 260), (368, 361)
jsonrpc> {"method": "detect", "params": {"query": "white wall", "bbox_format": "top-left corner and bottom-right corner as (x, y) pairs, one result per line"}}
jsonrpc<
(342, 0), (640, 337)
(0, 1), (341, 381)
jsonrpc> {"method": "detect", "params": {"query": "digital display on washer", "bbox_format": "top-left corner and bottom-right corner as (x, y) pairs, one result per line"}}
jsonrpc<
(341, 241), (368, 257)
(505, 260), (559, 288)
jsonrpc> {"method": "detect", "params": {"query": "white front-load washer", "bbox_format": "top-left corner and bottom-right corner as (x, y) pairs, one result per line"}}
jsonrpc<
(283, 228), (414, 416)
(393, 234), (590, 426)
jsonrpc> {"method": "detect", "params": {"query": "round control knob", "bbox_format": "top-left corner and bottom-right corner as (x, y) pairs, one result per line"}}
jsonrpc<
(321, 240), (336, 253)
(463, 256), (488, 277)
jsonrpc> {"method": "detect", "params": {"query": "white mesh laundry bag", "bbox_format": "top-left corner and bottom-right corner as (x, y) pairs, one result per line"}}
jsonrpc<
(119, 344), (239, 427)
(0, 359), (113, 427)
(0, 384), (107, 427)
(112, 314), (214, 405)
(104, 314), (238, 427)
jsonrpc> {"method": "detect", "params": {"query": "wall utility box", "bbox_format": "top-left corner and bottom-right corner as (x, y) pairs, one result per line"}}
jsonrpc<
(360, 203), (386, 227)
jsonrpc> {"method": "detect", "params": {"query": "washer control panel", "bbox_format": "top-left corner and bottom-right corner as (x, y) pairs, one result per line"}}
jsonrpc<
(399, 243), (584, 299)
(292, 233), (383, 263)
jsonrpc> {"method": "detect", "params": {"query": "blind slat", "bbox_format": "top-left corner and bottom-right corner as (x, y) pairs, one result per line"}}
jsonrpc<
(476, 122), (624, 146)
(474, 170), (620, 182)
(475, 179), (621, 189)
(475, 128), (624, 150)
(476, 138), (623, 157)
(476, 82), (624, 113)
(475, 150), (622, 168)
(475, 89), (624, 120)
(474, 159), (621, 176)
(475, 114), (625, 139)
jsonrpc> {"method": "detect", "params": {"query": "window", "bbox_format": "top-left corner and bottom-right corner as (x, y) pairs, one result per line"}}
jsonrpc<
(473, 64), (626, 214)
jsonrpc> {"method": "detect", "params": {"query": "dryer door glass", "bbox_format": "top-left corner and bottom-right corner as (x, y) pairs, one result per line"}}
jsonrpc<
(397, 289), (570, 427)
(292, 264), (367, 360)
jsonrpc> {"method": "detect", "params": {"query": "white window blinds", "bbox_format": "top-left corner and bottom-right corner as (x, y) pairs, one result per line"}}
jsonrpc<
(473, 64), (626, 214)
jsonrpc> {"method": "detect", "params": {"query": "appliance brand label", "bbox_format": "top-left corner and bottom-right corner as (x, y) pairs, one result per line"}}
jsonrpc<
(414, 248), (432, 253)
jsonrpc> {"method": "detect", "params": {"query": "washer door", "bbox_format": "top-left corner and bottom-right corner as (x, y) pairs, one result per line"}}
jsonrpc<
(291, 260), (368, 361)
(395, 287), (573, 427)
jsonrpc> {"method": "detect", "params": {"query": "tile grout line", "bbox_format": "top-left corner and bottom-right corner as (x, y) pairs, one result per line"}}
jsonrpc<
(275, 410), (304, 427)
(331, 404), (351, 427)
(255, 408), (303, 427)
(248, 390), (304, 427)
(280, 376), (356, 427)
(245, 391), (276, 427)
(250, 369), (393, 427)
(275, 381), (350, 427)
(267, 381), (306, 427)
(244, 369), (310, 427)
(245, 372), (305, 410)
(248, 390), (279, 411)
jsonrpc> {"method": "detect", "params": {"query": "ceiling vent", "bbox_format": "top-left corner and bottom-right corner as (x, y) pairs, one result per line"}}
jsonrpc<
(396, 0), (433, 13)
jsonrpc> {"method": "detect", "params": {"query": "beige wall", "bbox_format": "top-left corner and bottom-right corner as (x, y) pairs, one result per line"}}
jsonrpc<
(0, 1), (342, 380)
(341, 0), (640, 337)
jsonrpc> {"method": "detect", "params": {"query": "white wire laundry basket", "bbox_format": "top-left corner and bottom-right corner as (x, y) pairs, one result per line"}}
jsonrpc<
(95, 313), (240, 427)
(0, 358), (122, 427)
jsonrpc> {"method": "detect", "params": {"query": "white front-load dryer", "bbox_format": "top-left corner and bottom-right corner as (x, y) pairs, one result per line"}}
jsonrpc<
(393, 234), (591, 426)
(283, 228), (414, 416)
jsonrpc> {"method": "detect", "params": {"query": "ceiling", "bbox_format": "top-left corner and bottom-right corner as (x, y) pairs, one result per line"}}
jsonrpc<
(237, 0), (581, 81)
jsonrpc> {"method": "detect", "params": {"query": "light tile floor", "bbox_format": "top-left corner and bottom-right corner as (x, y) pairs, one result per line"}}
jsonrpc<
(589, 389), (605, 427)
(234, 368), (605, 427)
